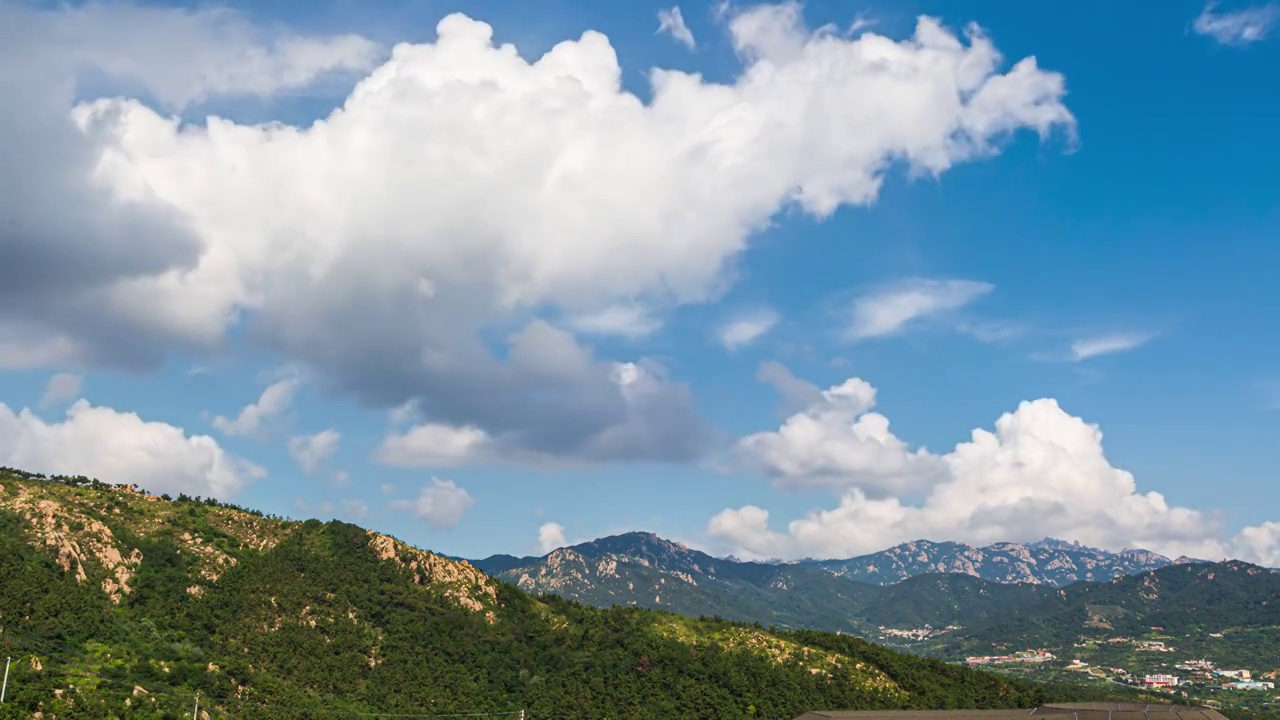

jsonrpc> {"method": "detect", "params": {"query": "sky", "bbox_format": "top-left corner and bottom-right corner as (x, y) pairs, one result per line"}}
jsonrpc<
(1, 0), (1278, 566)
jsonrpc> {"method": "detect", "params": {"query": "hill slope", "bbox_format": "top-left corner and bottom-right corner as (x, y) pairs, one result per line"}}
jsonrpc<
(0, 469), (1099, 719)
(946, 559), (1280, 653)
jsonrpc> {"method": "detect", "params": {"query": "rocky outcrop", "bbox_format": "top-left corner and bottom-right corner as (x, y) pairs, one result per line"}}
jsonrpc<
(367, 531), (497, 620)
(4, 494), (144, 604)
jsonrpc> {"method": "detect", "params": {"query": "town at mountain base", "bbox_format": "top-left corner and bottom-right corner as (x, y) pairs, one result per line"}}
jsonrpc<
(0, 468), (1156, 720)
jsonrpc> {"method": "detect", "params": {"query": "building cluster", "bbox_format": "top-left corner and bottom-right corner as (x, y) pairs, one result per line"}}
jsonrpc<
(1131, 664), (1275, 693)
(966, 650), (1056, 666)
(878, 625), (960, 641)
(1220, 681), (1274, 691)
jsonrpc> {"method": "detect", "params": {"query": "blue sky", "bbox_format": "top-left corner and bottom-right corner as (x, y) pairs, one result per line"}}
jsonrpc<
(0, 0), (1278, 564)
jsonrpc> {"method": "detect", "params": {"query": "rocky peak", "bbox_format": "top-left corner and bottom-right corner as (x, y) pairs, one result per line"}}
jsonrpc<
(566, 531), (717, 576)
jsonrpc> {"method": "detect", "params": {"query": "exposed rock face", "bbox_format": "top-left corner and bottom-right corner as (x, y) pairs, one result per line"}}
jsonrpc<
(367, 531), (498, 620)
(5, 495), (144, 603)
(0, 472), (300, 604)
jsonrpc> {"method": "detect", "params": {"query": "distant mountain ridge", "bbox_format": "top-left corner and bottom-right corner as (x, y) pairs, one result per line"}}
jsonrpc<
(467, 532), (1194, 635)
(802, 537), (1178, 586)
(473, 533), (1182, 592)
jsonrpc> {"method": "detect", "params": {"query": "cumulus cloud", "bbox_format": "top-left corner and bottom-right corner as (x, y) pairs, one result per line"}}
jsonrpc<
(737, 374), (947, 495)
(657, 6), (697, 49)
(1193, 2), (1279, 45)
(539, 522), (569, 553)
(39, 373), (84, 408)
(287, 428), (341, 474)
(718, 371), (1279, 564)
(847, 279), (994, 339)
(0, 400), (261, 498)
(4, 2), (1073, 463)
(1231, 522), (1280, 567)
(0, 2), (383, 371)
(1069, 331), (1157, 361)
(211, 377), (298, 438)
(390, 478), (475, 530)
(376, 422), (493, 467)
(718, 309), (780, 350)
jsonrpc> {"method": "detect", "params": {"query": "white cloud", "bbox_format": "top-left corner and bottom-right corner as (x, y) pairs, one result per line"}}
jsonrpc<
(566, 304), (662, 339)
(287, 428), (341, 474)
(4, 2), (1073, 463)
(718, 372), (1279, 563)
(718, 308), (779, 350)
(212, 377), (298, 437)
(847, 279), (994, 339)
(1070, 331), (1156, 361)
(658, 6), (697, 49)
(737, 375), (947, 495)
(376, 422), (494, 467)
(0, 400), (261, 498)
(39, 373), (84, 408)
(1231, 522), (1280, 567)
(390, 478), (475, 530)
(538, 522), (568, 553)
(1193, 2), (1279, 45)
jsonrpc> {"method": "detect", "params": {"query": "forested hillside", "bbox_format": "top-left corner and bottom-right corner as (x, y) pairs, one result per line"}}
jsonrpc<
(947, 559), (1280, 653)
(0, 469), (1126, 719)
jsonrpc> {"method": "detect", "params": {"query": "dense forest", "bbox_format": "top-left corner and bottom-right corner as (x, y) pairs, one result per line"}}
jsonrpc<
(0, 468), (1153, 719)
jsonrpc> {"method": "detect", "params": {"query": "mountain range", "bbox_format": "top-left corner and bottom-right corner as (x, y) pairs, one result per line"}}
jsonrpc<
(471, 532), (1280, 675)
(476, 533), (1186, 592)
(0, 467), (1131, 719)
(468, 532), (1193, 633)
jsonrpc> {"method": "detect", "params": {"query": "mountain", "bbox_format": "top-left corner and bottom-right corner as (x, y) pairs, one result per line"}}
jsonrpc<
(0, 468), (1107, 719)
(803, 539), (1177, 587)
(474, 535), (1180, 629)
(945, 558), (1280, 653)
(473, 532), (1065, 634)
(473, 532), (883, 633)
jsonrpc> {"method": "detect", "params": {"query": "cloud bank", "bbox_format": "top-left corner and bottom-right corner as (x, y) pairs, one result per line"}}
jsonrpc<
(0, 1), (1074, 466)
(714, 367), (1277, 565)
(0, 401), (261, 498)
